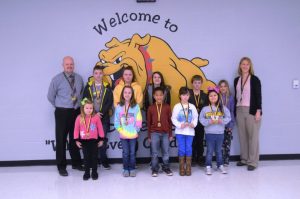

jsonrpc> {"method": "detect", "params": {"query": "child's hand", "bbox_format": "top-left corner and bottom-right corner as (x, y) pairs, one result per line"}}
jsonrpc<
(97, 112), (103, 119)
(189, 123), (194, 128)
(218, 119), (223, 124)
(169, 136), (173, 142)
(226, 128), (232, 133)
(181, 123), (186, 128)
(209, 119), (214, 124)
(76, 141), (82, 148)
(98, 141), (104, 147)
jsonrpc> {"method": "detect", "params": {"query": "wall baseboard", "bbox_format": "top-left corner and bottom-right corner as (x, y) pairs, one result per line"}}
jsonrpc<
(1, 154), (300, 167)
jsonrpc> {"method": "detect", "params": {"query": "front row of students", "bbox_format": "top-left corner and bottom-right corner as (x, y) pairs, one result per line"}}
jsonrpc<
(74, 86), (232, 180)
(73, 66), (234, 180)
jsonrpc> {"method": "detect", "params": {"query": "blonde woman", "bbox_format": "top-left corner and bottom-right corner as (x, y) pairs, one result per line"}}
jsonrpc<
(234, 57), (262, 171)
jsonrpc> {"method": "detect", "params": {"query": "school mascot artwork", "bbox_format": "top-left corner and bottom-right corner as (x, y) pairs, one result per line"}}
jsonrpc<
(96, 33), (215, 107)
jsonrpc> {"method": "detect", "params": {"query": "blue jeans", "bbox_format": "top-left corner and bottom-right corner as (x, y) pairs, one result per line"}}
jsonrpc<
(176, 134), (194, 157)
(151, 132), (170, 172)
(121, 138), (137, 171)
(205, 134), (224, 167)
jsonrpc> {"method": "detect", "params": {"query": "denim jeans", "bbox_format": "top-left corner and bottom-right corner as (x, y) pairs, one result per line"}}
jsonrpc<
(205, 133), (224, 167)
(176, 134), (194, 157)
(121, 138), (137, 171)
(151, 132), (170, 172)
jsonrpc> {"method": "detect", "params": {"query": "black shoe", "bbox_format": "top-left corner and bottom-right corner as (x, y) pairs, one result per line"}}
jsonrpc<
(72, 165), (85, 171)
(247, 165), (256, 171)
(236, 161), (247, 166)
(58, 169), (68, 176)
(91, 171), (98, 180)
(83, 172), (90, 180)
(102, 163), (111, 170)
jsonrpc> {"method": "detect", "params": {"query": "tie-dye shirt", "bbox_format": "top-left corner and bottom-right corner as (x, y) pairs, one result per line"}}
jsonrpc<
(171, 103), (198, 136)
(114, 104), (142, 139)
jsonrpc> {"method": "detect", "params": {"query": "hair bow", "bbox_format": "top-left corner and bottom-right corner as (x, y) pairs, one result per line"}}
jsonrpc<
(207, 86), (220, 93)
(81, 98), (89, 106)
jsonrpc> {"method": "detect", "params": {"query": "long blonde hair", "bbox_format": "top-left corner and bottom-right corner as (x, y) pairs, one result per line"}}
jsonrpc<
(238, 57), (255, 76)
(80, 99), (95, 123)
(218, 79), (231, 106)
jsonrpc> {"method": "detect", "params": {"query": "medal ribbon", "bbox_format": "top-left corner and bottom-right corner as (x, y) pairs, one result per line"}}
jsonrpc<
(83, 115), (92, 137)
(156, 102), (162, 123)
(93, 83), (106, 111)
(180, 103), (189, 122)
(209, 103), (219, 118)
(124, 104), (130, 123)
(194, 92), (200, 110)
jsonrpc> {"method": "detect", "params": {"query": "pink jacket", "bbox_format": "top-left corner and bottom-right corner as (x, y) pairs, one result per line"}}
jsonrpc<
(74, 115), (104, 140)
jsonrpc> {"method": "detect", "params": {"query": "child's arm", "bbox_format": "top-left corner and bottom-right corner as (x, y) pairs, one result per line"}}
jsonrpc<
(96, 116), (105, 139)
(190, 105), (199, 128)
(135, 85), (144, 109)
(171, 104), (183, 128)
(147, 106), (152, 140)
(221, 107), (232, 125)
(114, 106), (123, 133)
(74, 116), (82, 148)
(135, 105), (143, 132)
(199, 107), (211, 127)
(226, 96), (235, 130)
(113, 85), (121, 108)
(101, 87), (113, 117)
(95, 116), (104, 147)
(74, 116), (81, 140)
(167, 105), (173, 139)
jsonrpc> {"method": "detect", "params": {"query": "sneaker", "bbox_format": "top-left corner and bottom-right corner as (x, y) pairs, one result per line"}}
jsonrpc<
(152, 171), (158, 177)
(163, 168), (173, 176)
(102, 163), (111, 170)
(123, 170), (130, 177)
(218, 165), (227, 174)
(206, 166), (212, 175)
(224, 163), (229, 167)
(91, 171), (98, 180)
(130, 169), (136, 177)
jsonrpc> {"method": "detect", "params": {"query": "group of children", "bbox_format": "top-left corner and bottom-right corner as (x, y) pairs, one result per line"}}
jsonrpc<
(73, 64), (235, 180)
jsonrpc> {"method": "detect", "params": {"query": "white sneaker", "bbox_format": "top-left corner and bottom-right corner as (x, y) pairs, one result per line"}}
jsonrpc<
(218, 165), (227, 174)
(206, 166), (212, 175)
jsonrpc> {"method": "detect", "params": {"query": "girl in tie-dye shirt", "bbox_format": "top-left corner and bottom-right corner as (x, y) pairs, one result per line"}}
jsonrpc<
(114, 86), (142, 177)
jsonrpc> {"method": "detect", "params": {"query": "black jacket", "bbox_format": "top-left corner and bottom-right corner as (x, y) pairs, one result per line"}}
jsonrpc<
(188, 89), (207, 112)
(234, 75), (262, 116)
(82, 76), (113, 125)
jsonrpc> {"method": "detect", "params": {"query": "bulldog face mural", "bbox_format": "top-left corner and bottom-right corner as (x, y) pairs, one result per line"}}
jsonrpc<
(97, 33), (215, 107)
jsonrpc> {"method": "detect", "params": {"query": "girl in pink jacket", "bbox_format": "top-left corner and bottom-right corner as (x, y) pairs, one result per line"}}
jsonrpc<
(74, 98), (104, 180)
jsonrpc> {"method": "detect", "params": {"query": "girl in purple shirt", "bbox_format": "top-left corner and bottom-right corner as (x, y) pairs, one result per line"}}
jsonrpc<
(218, 80), (235, 166)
